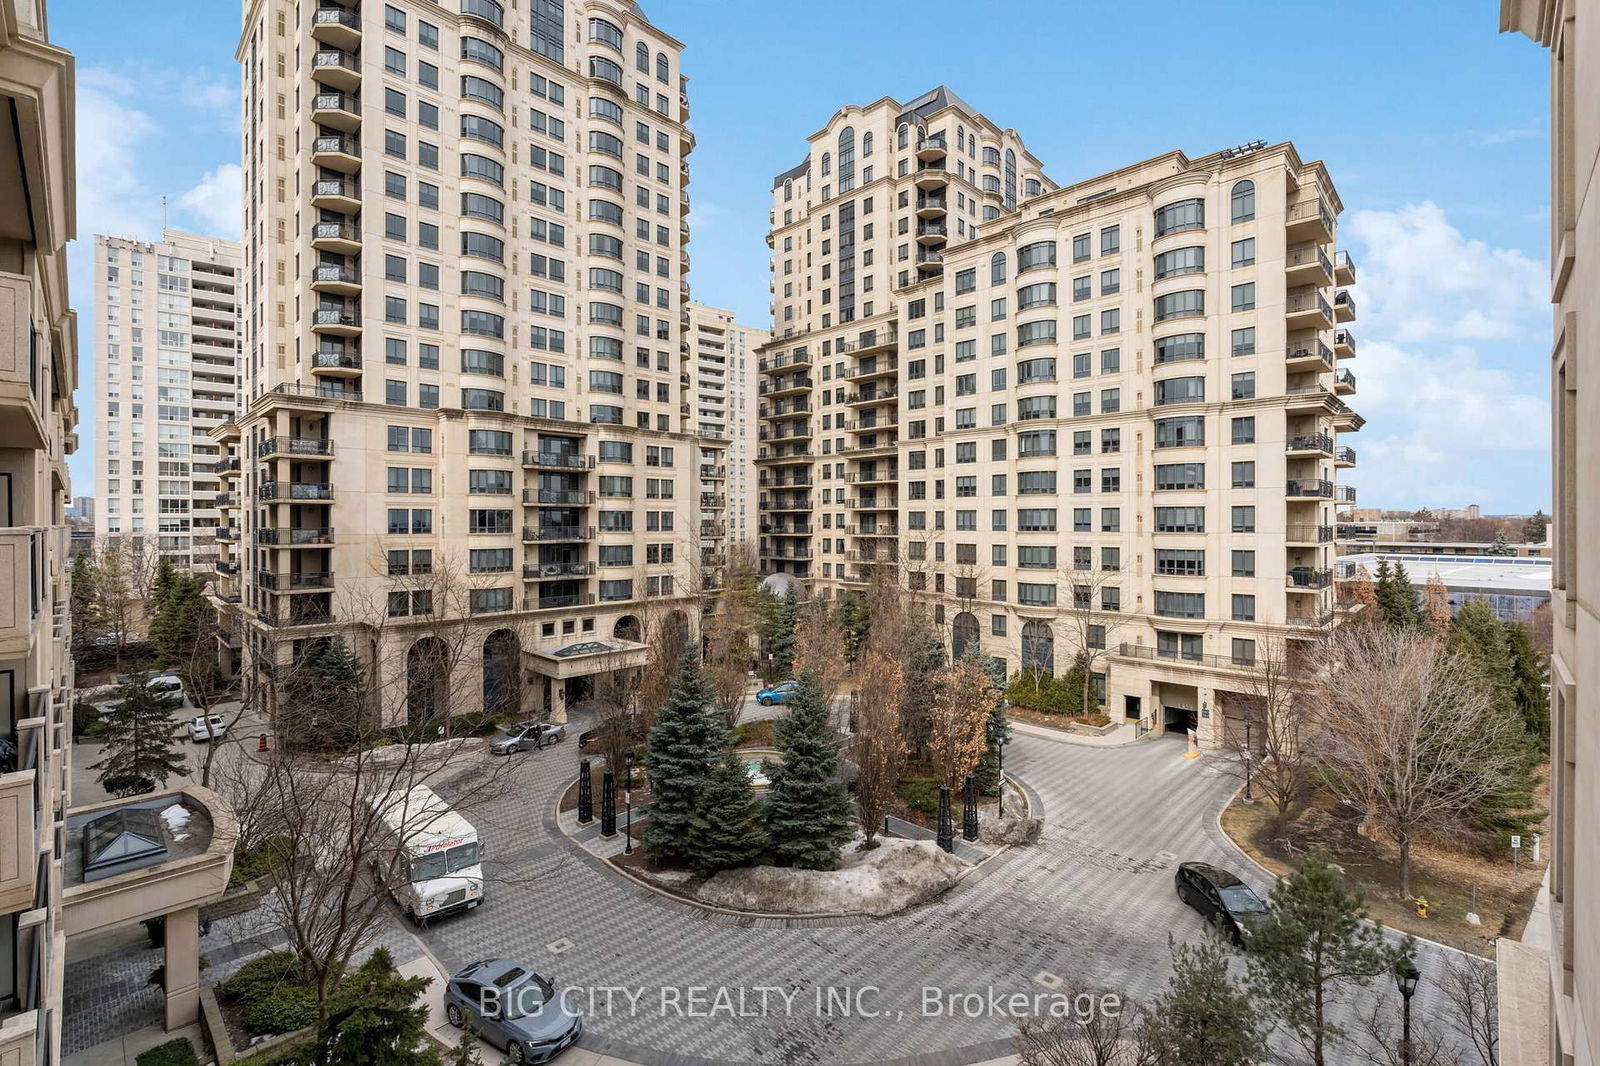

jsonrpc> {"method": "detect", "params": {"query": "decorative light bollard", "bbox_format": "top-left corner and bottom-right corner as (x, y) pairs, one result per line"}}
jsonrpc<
(937, 785), (954, 853)
(962, 773), (979, 842)
(600, 768), (617, 838)
(577, 759), (594, 825)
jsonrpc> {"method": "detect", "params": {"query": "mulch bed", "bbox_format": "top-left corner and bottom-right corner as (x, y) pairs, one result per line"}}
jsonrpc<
(1006, 706), (1112, 731)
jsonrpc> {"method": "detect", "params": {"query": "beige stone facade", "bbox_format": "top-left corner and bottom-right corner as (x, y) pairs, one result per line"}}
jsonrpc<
(227, 0), (719, 725)
(0, 0), (75, 1061)
(687, 302), (765, 552)
(92, 231), (243, 571)
(1500, 4), (1597, 1064)
(759, 91), (1360, 742)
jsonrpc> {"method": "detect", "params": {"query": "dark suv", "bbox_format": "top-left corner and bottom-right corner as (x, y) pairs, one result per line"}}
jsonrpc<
(1174, 862), (1269, 946)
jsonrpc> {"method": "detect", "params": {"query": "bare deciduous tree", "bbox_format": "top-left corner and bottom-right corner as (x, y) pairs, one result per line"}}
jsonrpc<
(90, 536), (159, 670)
(1015, 986), (1157, 1066)
(705, 578), (760, 728)
(1310, 625), (1529, 898)
(1057, 563), (1131, 713)
(850, 649), (904, 847)
(794, 595), (851, 705)
(1422, 573), (1452, 635)
(927, 659), (997, 789)
(1439, 956), (1499, 1066)
(1219, 639), (1314, 819)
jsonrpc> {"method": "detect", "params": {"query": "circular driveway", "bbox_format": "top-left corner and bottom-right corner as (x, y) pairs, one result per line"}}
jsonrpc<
(419, 724), (1258, 1065)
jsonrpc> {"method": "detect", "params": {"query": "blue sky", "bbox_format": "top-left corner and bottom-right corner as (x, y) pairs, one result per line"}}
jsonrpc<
(53, 0), (1554, 514)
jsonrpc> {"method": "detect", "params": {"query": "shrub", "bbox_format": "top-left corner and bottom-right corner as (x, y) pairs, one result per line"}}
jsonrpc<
(241, 986), (319, 1036)
(731, 720), (776, 747)
(219, 951), (304, 1002)
(895, 777), (941, 814)
(1005, 672), (1042, 710)
(228, 835), (290, 889)
(135, 1039), (199, 1066)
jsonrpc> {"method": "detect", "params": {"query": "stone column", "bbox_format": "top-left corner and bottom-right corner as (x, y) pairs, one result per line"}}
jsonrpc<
(549, 678), (568, 724)
(163, 905), (201, 1030)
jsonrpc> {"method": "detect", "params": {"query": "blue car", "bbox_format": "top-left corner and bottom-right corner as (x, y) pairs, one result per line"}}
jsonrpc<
(756, 681), (799, 706)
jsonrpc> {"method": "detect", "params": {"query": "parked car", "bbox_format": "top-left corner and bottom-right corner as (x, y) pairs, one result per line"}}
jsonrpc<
(443, 958), (582, 1064)
(756, 680), (800, 706)
(489, 721), (567, 755)
(188, 714), (228, 743)
(1174, 861), (1270, 946)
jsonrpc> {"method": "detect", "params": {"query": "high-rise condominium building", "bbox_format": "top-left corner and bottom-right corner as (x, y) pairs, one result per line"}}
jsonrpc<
(228, 0), (716, 723)
(1, 1), (75, 1061)
(1499, 5), (1594, 1065)
(687, 302), (766, 552)
(93, 231), (242, 570)
(760, 90), (1361, 742)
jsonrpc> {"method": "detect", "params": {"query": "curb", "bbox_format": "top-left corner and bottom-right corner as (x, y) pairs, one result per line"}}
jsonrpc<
(1007, 718), (1149, 748)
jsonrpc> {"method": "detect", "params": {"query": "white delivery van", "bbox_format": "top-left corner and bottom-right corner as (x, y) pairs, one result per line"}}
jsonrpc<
(370, 785), (484, 924)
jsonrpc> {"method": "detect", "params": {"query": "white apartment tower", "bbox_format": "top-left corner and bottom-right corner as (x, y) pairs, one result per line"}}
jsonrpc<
(229, 0), (717, 723)
(687, 302), (765, 552)
(93, 231), (242, 570)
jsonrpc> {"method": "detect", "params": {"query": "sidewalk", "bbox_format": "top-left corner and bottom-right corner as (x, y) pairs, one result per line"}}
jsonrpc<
(1008, 717), (1144, 747)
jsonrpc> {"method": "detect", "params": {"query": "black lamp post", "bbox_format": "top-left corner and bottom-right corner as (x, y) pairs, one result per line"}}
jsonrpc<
(1243, 714), (1253, 803)
(601, 768), (617, 838)
(1395, 955), (1421, 1066)
(997, 741), (1006, 817)
(962, 773), (979, 842)
(624, 798), (633, 855)
(577, 759), (593, 824)
(936, 785), (954, 853)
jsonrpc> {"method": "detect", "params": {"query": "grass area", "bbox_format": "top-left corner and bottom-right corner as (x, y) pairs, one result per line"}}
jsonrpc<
(731, 719), (776, 746)
(1221, 787), (1547, 958)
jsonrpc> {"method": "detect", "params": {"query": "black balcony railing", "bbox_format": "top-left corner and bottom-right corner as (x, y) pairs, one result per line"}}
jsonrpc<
(1286, 434), (1334, 454)
(1287, 568), (1334, 590)
(524, 593), (597, 611)
(521, 451), (594, 469)
(312, 49), (360, 75)
(312, 350), (362, 371)
(312, 262), (359, 284)
(259, 481), (333, 501)
(1285, 479), (1334, 499)
(312, 7), (360, 32)
(522, 562), (594, 579)
(521, 525), (596, 542)
(1286, 524), (1334, 543)
(258, 436), (334, 458)
(312, 91), (358, 113)
(313, 134), (359, 156)
(523, 489), (594, 505)
(256, 527), (335, 546)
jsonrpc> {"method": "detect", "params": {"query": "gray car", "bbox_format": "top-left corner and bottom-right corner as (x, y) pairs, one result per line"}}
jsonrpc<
(489, 721), (567, 755)
(443, 958), (582, 1064)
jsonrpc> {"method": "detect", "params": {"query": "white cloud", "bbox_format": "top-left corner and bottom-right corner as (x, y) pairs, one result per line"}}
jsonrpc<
(1464, 124), (1544, 148)
(178, 164), (242, 239)
(1342, 204), (1550, 510)
(687, 200), (727, 230)
(75, 67), (162, 243)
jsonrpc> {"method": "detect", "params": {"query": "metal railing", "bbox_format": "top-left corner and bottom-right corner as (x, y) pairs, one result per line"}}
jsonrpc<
(1285, 478), (1334, 498)
(1286, 434), (1334, 454)
(256, 527), (335, 546)
(259, 481), (333, 501)
(520, 525), (595, 541)
(523, 562), (594, 579)
(259, 436), (334, 457)
(1287, 568), (1334, 590)
(1117, 642), (1258, 671)
(521, 451), (594, 469)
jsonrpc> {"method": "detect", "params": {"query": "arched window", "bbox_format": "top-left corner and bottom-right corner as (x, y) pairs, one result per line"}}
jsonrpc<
(952, 613), (979, 661)
(897, 124), (909, 150)
(783, 179), (793, 202)
(837, 126), (855, 193)
(482, 629), (521, 715)
(1231, 180), (1256, 223)
(655, 52), (668, 83)
(821, 151), (831, 176)
(635, 41), (648, 72)
(990, 251), (1007, 285)
(1004, 148), (1018, 212)
(407, 637), (449, 724)
(861, 130), (873, 158)
(956, 125), (965, 153)
(1021, 620), (1054, 676)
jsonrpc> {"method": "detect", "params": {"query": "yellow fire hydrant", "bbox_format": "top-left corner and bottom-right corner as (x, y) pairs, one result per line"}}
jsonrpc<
(1414, 897), (1429, 918)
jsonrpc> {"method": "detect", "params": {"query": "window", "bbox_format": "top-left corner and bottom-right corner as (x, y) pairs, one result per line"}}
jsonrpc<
(1230, 180), (1255, 223)
(1155, 591), (1205, 619)
(1154, 507), (1204, 533)
(1018, 583), (1057, 607)
(469, 430), (512, 455)
(1154, 245), (1204, 279)
(1017, 508), (1057, 532)
(1232, 598), (1257, 625)
(1231, 372), (1256, 400)
(1017, 282), (1056, 309)
(1101, 308), (1121, 335)
(1231, 505), (1256, 533)
(1155, 416), (1205, 448)
(1156, 549), (1205, 577)
(1154, 463), (1205, 490)
(1231, 237), (1256, 268)
(1231, 461), (1256, 488)
(1017, 240), (1056, 273)
(1155, 197), (1204, 235)
(1017, 395), (1056, 420)
(1154, 289), (1204, 321)
(991, 252), (1007, 284)
(461, 75), (503, 110)
(1232, 549), (1256, 578)
(1101, 348), (1121, 374)
(1072, 233), (1091, 262)
(1018, 546), (1056, 569)
(470, 549), (512, 573)
(1231, 416), (1257, 444)
(1018, 357), (1056, 383)
(1155, 376), (1205, 405)
(1231, 282), (1256, 312)
(1017, 320), (1057, 348)
(1101, 269), (1121, 295)
(1101, 226), (1120, 255)
(468, 469), (512, 495)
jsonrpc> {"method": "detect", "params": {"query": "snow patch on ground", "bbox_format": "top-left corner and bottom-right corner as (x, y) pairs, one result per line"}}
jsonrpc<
(160, 805), (193, 841)
(695, 840), (966, 917)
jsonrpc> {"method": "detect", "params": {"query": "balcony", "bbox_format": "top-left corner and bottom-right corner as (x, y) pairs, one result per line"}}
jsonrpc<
(845, 388), (896, 407)
(311, 48), (361, 91)
(1335, 446), (1356, 468)
(311, 349), (363, 376)
(1334, 329), (1356, 359)
(846, 356), (897, 381)
(521, 451), (594, 471)
(310, 134), (361, 173)
(1335, 484), (1357, 504)
(214, 526), (236, 542)
(1115, 642), (1260, 673)
(700, 493), (726, 510)
(916, 221), (948, 245)
(760, 496), (812, 513)
(311, 220), (361, 255)
(1287, 568), (1334, 591)
(913, 161), (948, 189)
(521, 525), (596, 542)
(761, 522), (812, 536)
(1285, 288), (1334, 330)
(759, 423), (813, 443)
(1335, 250), (1356, 286)
(915, 247), (944, 272)
(1285, 242), (1334, 286)
(311, 306), (361, 337)
(213, 492), (239, 508)
(1285, 478), (1334, 500)
(1285, 385), (1340, 414)
(915, 193), (947, 217)
(1286, 194), (1334, 243)
(761, 399), (810, 419)
(311, 91), (361, 133)
(1285, 433), (1334, 457)
(1333, 406), (1366, 433)
(758, 474), (811, 488)
(522, 488), (595, 506)
(846, 467), (898, 485)
(310, 178), (361, 213)
(1334, 367), (1356, 395)
(1334, 289), (1357, 323)
(701, 521), (727, 539)
(257, 570), (335, 592)
(524, 593), (597, 611)
(311, 262), (361, 295)
(258, 607), (336, 628)
(761, 546), (813, 560)
(1286, 524), (1334, 544)
(259, 481), (333, 502)
(310, 6), (362, 49)
(258, 436), (334, 458)
(915, 132), (947, 161)
(256, 527), (335, 547)
(522, 561), (594, 580)
(761, 376), (813, 398)
(1284, 337), (1334, 373)
(699, 464), (727, 480)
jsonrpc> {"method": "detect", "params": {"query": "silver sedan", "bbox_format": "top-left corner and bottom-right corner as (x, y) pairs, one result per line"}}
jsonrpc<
(488, 721), (567, 755)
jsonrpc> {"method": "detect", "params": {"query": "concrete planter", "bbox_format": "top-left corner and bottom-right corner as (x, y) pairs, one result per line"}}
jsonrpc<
(198, 984), (315, 1066)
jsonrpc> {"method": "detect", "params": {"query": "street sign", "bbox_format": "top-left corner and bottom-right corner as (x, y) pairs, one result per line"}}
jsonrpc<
(1511, 835), (1522, 849)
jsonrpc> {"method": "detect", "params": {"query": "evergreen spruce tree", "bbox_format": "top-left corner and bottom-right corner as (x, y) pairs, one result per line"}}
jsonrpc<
(642, 649), (724, 863)
(764, 670), (853, 870)
(285, 637), (367, 749)
(965, 647), (1011, 795)
(1490, 529), (1513, 555)
(151, 558), (178, 610)
(1505, 619), (1551, 745)
(766, 585), (799, 680)
(1374, 560), (1424, 629)
(69, 552), (98, 642)
(92, 673), (188, 796)
(151, 574), (210, 668)
(687, 748), (769, 874)
(1144, 934), (1267, 1066)
(1450, 599), (1517, 719)
(314, 947), (440, 1066)
(1246, 850), (1411, 1066)
(898, 608), (948, 761)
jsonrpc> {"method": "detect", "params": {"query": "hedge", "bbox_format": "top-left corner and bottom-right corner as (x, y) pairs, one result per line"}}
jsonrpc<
(135, 1039), (199, 1066)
